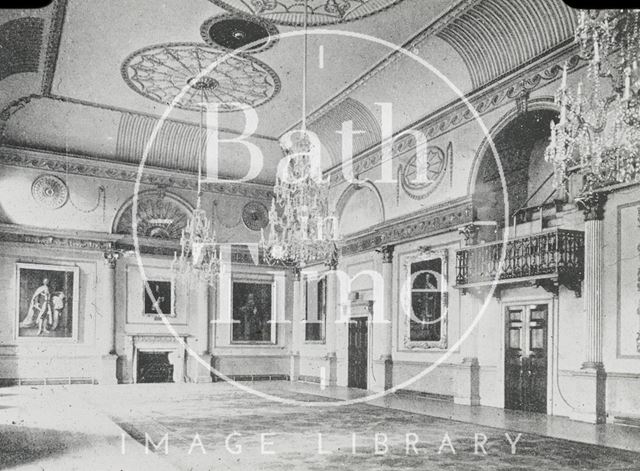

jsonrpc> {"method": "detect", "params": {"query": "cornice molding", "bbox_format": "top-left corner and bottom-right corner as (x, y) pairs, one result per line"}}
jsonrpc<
(327, 42), (583, 187)
(0, 145), (275, 200)
(0, 224), (279, 267)
(340, 196), (473, 256)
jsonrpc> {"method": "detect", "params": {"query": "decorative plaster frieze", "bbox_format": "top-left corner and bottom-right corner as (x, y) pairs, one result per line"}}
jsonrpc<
(0, 146), (275, 200)
(341, 197), (473, 256)
(0, 224), (283, 268)
(0, 230), (113, 252)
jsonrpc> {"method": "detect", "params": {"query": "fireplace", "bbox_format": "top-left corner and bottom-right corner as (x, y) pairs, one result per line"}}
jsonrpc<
(136, 351), (174, 383)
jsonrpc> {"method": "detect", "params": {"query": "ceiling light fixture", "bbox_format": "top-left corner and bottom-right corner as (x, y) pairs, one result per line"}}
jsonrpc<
(260, 0), (340, 268)
(172, 87), (221, 285)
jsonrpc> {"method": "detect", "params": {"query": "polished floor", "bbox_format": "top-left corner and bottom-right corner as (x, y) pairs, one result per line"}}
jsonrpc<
(1, 382), (639, 470)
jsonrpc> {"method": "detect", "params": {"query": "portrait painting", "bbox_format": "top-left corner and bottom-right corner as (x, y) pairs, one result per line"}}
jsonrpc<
(143, 280), (174, 317)
(16, 263), (79, 340)
(232, 281), (273, 343)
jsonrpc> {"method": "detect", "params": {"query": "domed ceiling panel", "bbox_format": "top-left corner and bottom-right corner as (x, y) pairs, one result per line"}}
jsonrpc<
(436, 0), (577, 89)
(121, 42), (281, 112)
(209, 0), (408, 26)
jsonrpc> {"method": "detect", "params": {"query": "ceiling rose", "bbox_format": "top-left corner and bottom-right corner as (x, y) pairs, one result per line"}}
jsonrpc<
(209, 0), (407, 26)
(121, 43), (281, 112)
(201, 14), (279, 53)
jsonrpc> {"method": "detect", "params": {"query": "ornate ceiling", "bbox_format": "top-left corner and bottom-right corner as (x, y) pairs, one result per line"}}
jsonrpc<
(122, 43), (281, 111)
(209, 0), (408, 26)
(0, 0), (578, 183)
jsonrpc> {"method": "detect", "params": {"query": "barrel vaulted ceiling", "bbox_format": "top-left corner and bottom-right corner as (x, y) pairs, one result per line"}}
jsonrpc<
(0, 0), (577, 183)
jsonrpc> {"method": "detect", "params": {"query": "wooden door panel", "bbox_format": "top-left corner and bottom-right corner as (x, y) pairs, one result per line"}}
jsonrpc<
(504, 305), (548, 413)
(348, 318), (368, 389)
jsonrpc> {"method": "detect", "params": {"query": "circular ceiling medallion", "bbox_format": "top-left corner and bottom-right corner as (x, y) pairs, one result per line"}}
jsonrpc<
(242, 201), (269, 231)
(201, 14), (279, 53)
(31, 174), (69, 209)
(209, 0), (407, 26)
(122, 43), (281, 112)
(400, 146), (447, 200)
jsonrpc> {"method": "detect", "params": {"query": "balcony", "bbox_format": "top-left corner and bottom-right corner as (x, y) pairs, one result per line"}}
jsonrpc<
(455, 229), (584, 296)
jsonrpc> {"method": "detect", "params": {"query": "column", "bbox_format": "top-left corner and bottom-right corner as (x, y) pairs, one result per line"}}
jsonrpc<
(100, 249), (119, 385)
(324, 256), (338, 386)
(454, 225), (481, 405)
(572, 193), (607, 423)
(290, 267), (302, 382)
(372, 245), (394, 391)
(187, 280), (212, 383)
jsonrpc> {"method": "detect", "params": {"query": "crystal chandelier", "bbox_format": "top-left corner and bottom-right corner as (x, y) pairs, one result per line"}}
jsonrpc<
(545, 10), (640, 193)
(259, 0), (340, 268)
(260, 131), (339, 267)
(172, 89), (220, 285)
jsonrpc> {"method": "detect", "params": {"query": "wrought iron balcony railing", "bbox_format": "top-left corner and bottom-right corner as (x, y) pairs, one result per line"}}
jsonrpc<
(455, 229), (584, 296)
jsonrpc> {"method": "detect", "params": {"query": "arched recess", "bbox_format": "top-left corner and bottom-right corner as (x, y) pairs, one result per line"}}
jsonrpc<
(468, 100), (560, 227)
(335, 180), (385, 237)
(112, 189), (194, 240)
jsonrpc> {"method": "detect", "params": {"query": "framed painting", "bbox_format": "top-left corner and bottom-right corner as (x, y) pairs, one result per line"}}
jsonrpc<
(401, 248), (449, 350)
(16, 263), (79, 341)
(231, 280), (275, 343)
(143, 280), (175, 318)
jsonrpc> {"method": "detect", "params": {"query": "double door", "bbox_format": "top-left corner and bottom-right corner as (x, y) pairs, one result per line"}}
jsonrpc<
(348, 317), (368, 389)
(505, 304), (548, 413)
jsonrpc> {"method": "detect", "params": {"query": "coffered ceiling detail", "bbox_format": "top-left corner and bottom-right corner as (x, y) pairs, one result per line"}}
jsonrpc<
(437, 0), (577, 89)
(210, 0), (408, 26)
(116, 113), (203, 172)
(308, 97), (381, 167)
(121, 43), (281, 112)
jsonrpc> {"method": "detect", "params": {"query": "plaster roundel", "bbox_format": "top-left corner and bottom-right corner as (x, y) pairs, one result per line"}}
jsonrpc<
(399, 146), (447, 199)
(209, 0), (407, 26)
(31, 174), (68, 209)
(121, 43), (281, 112)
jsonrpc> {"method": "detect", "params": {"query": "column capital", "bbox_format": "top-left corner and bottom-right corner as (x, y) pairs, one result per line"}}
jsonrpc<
(577, 192), (607, 221)
(458, 223), (480, 246)
(376, 245), (395, 264)
(290, 266), (301, 281)
(103, 249), (120, 269)
(324, 243), (339, 271)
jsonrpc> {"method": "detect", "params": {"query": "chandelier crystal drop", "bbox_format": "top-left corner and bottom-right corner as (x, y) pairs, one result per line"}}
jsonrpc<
(171, 90), (221, 285)
(545, 10), (640, 194)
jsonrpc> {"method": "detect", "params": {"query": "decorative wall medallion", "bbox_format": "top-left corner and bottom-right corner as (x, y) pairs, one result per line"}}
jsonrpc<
(398, 145), (447, 200)
(209, 0), (406, 26)
(31, 174), (68, 209)
(201, 14), (279, 53)
(121, 43), (281, 112)
(242, 201), (269, 231)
